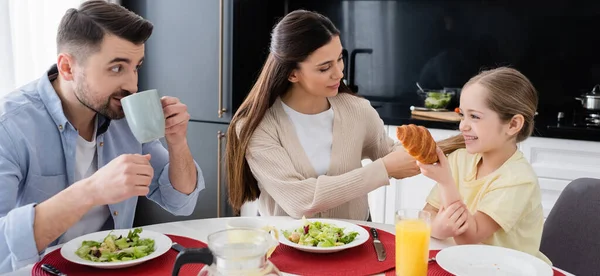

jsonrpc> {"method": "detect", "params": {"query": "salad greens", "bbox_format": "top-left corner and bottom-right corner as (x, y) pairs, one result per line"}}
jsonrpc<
(282, 218), (359, 248)
(75, 228), (155, 262)
(424, 92), (452, 109)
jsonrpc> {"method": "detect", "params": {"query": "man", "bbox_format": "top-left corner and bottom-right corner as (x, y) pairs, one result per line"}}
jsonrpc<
(0, 1), (204, 272)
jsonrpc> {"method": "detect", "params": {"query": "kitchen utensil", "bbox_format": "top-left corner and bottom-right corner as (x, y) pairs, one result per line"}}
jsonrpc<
(416, 89), (455, 110)
(278, 219), (369, 254)
(60, 229), (172, 269)
(575, 84), (600, 111)
(172, 228), (281, 276)
(225, 217), (279, 258)
(172, 242), (185, 252)
(436, 245), (553, 276)
(411, 110), (461, 122)
(41, 264), (67, 276)
(395, 209), (431, 276)
(121, 89), (166, 143)
(586, 117), (600, 125)
(416, 82), (425, 93)
(370, 228), (386, 261)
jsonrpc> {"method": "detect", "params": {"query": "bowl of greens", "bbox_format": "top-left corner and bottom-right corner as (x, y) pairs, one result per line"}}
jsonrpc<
(279, 218), (369, 253)
(60, 228), (172, 269)
(417, 89), (455, 109)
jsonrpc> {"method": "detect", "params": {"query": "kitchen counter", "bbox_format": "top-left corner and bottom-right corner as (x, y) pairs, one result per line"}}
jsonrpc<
(537, 115), (600, 142)
(372, 101), (460, 130)
(371, 101), (600, 142)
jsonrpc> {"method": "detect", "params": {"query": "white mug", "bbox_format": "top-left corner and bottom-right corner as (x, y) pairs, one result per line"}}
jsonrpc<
(120, 89), (165, 143)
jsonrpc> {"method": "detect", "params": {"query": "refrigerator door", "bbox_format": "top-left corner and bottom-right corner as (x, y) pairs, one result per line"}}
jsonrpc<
(133, 121), (231, 226)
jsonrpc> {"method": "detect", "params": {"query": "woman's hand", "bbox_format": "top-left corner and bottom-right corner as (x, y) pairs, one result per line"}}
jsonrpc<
(431, 200), (469, 239)
(382, 149), (420, 179)
(417, 147), (454, 186)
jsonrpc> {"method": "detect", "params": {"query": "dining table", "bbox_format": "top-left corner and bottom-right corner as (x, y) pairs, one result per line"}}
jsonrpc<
(8, 216), (574, 276)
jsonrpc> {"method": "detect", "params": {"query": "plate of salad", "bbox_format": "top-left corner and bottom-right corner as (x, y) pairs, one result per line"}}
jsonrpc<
(279, 218), (369, 253)
(60, 228), (172, 269)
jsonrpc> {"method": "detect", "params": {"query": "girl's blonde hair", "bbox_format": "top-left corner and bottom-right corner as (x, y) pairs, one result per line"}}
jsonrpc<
(438, 67), (538, 155)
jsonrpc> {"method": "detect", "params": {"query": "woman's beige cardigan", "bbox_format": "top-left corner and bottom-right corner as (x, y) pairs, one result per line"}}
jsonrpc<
(245, 93), (400, 220)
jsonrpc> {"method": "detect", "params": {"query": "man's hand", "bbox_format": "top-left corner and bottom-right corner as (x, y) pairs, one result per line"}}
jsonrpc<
(160, 96), (197, 195)
(88, 154), (154, 205)
(161, 96), (190, 146)
(32, 154), (153, 252)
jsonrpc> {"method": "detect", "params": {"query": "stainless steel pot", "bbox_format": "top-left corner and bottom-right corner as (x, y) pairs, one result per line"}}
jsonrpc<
(575, 85), (600, 111)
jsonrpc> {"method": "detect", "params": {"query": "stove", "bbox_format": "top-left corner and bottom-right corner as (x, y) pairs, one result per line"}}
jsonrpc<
(584, 112), (600, 127)
(543, 108), (600, 141)
(571, 110), (600, 128)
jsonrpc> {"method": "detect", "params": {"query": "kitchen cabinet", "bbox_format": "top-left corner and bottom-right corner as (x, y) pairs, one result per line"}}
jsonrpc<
(519, 136), (600, 217)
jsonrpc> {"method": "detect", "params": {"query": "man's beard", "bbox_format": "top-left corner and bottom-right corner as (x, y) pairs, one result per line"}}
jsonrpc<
(74, 78), (131, 120)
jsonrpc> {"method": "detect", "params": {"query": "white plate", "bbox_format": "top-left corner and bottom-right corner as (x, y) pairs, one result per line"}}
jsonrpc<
(278, 218), (370, 253)
(60, 229), (172, 269)
(436, 245), (553, 276)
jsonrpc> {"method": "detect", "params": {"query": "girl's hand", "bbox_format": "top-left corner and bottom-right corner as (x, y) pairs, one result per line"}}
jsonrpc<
(431, 200), (469, 239)
(417, 147), (454, 187)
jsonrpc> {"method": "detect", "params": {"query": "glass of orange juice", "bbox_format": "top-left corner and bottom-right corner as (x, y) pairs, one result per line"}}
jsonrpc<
(395, 209), (431, 276)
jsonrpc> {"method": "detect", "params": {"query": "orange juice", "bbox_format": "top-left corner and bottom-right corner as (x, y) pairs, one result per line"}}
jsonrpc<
(395, 219), (430, 276)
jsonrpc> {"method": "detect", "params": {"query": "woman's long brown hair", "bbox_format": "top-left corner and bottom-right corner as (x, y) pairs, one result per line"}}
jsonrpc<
(437, 67), (538, 155)
(226, 10), (355, 213)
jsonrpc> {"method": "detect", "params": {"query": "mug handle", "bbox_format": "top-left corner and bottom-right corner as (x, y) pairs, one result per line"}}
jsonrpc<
(172, 248), (213, 276)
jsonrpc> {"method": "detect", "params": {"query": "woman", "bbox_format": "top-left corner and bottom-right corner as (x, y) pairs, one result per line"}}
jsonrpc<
(226, 10), (419, 220)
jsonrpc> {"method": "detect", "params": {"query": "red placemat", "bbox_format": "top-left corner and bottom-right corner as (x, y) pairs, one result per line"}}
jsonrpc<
(384, 250), (566, 276)
(269, 225), (395, 276)
(32, 234), (207, 276)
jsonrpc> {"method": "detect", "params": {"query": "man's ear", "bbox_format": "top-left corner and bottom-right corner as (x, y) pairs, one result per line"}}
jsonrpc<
(507, 114), (524, 137)
(56, 53), (76, 81)
(288, 69), (299, 83)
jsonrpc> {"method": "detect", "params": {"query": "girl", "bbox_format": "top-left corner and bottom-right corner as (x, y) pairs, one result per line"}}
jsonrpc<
(226, 10), (420, 220)
(418, 67), (551, 264)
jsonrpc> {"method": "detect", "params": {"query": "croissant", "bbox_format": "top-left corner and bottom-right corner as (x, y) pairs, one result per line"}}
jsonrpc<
(396, 124), (438, 164)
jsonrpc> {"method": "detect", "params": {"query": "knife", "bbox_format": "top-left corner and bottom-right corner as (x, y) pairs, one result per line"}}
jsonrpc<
(171, 242), (185, 252)
(41, 264), (67, 276)
(370, 228), (386, 261)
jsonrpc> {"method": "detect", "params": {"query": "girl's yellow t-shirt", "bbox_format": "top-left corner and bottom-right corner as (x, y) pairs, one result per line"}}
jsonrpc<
(426, 148), (551, 264)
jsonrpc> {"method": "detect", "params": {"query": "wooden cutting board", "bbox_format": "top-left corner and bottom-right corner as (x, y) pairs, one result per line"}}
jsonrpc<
(411, 110), (461, 122)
